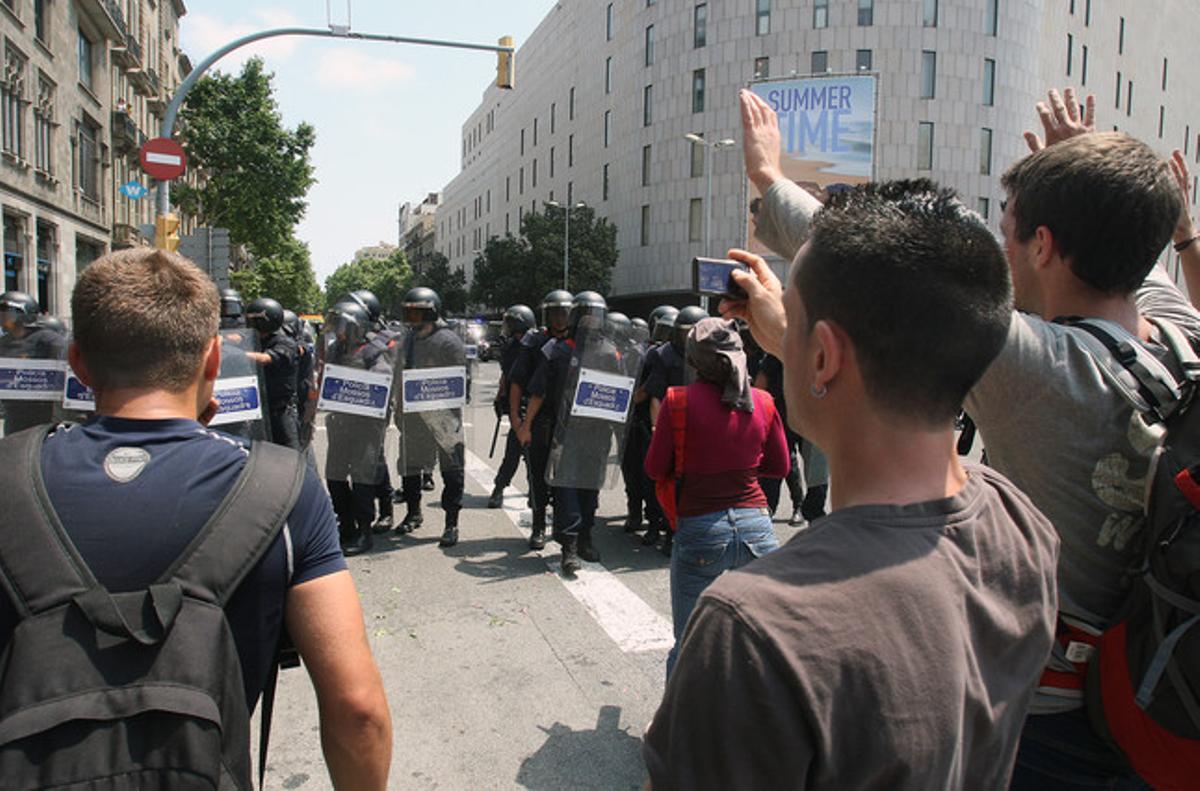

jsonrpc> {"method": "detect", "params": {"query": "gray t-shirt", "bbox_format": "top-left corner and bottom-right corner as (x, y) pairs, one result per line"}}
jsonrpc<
(643, 464), (1059, 791)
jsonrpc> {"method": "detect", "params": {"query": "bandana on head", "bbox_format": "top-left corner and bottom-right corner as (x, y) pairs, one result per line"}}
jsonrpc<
(686, 317), (754, 413)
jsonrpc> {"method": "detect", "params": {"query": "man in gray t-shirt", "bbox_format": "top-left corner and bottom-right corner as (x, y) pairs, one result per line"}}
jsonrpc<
(736, 87), (1190, 787)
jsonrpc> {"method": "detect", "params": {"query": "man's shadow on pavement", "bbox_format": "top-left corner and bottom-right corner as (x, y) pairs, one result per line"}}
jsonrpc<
(516, 705), (644, 790)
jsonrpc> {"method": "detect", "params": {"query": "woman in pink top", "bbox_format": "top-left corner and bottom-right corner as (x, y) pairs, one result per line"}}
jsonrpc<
(645, 317), (790, 677)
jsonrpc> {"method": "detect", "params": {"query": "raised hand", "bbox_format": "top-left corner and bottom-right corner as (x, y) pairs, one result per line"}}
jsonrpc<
(1024, 87), (1095, 153)
(740, 89), (784, 193)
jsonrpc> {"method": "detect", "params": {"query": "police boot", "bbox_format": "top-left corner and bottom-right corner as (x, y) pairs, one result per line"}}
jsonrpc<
(438, 512), (459, 548)
(578, 526), (601, 563)
(529, 522), (547, 551)
(396, 506), (423, 535)
(372, 503), (395, 534)
(659, 531), (673, 557)
(344, 520), (374, 556)
(642, 523), (662, 547)
(488, 484), (505, 509)
(422, 472), (436, 491)
(560, 537), (582, 576)
(623, 508), (643, 533)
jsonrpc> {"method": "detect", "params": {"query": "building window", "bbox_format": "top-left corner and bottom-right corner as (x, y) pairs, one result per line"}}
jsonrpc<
(506, 176), (511, 201)
(35, 220), (54, 311)
(643, 84), (652, 126)
(34, 0), (47, 42)
(689, 198), (703, 242)
(983, 58), (996, 106)
(1066, 34), (1073, 76)
(754, 57), (769, 79)
(921, 51), (937, 99)
(77, 30), (93, 92)
(689, 3), (706, 48)
(858, 0), (873, 26)
(1127, 80), (1133, 116)
(917, 122), (934, 170)
(856, 50), (872, 71)
(1084, 0), (1091, 25)
(1115, 71), (1122, 108)
(985, 0), (998, 36)
(520, 128), (525, 156)
(642, 144), (651, 186)
(604, 109), (612, 146)
(811, 51), (828, 75)
(4, 213), (25, 293)
(2, 47), (26, 159)
(1163, 58), (1168, 91)
(980, 128), (993, 175)
(1081, 45), (1088, 85)
(568, 134), (574, 167)
(549, 147), (555, 178)
(606, 3), (614, 40)
(550, 103), (556, 134)
(569, 86), (576, 120)
(34, 75), (54, 175)
(1118, 17), (1125, 55)
(923, 0), (938, 27)
(690, 134), (704, 177)
(76, 116), (100, 202)
(640, 205), (650, 246)
(1159, 106), (1165, 139)
(605, 57), (612, 94)
(977, 197), (990, 220)
(756, 0), (771, 35)
(533, 117), (538, 147)
(519, 166), (524, 194)
(692, 69), (705, 113)
(603, 163), (610, 200)
(645, 25), (654, 66)
(814, 0), (828, 29)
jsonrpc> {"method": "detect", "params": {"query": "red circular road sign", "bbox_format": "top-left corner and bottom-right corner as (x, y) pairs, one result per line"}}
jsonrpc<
(139, 137), (187, 181)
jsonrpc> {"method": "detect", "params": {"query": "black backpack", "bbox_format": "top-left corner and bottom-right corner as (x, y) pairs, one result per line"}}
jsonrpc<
(0, 426), (305, 790)
(1068, 317), (1200, 791)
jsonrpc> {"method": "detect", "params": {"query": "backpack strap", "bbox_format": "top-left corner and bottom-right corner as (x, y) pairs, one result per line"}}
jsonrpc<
(165, 440), (307, 606)
(1147, 316), (1200, 384)
(1069, 318), (1184, 423)
(0, 425), (95, 617)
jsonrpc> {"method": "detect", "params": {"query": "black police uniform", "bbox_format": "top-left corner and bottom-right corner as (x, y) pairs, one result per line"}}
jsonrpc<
(363, 326), (401, 525)
(756, 353), (825, 519)
(260, 329), (300, 449)
(492, 333), (527, 492)
(0, 325), (66, 434)
(508, 328), (554, 529)
(399, 324), (465, 520)
(622, 337), (657, 531)
(638, 340), (688, 542)
(295, 336), (316, 446)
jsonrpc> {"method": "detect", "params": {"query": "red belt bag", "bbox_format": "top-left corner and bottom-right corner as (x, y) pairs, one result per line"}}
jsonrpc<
(654, 387), (688, 532)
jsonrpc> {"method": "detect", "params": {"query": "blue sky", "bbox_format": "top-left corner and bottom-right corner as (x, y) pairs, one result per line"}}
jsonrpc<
(180, 1), (557, 283)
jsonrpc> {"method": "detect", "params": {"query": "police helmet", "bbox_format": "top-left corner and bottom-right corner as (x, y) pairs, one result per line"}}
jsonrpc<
(503, 304), (536, 337)
(327, 300), (370, 345)
(38, 316), (67, 335)
(402, 287), (442, 326)
(348, 289), (382, 324)
(245, 297), (285, 334)
(568, 291), (607, 338)
(606, 311), (632, 342)
(219, 289), (243, 321)
(630, 317), (650, 344)
(650, 306), (679, 344)
(673, 305), (709, 351)
(541, 289), (574, 330)
(282, 309), (300, 339)
(0, 290), (39, 326)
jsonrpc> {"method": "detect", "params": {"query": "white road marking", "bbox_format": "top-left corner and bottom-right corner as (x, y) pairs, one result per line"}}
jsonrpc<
(464, 449), (673, 654)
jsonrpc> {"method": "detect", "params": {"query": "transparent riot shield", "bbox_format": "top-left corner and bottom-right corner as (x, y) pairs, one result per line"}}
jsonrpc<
(547, 323), (643, 491)
(58, 331), (95, 423)
(0, 319), (68, 436)
(319, 327), (397, 497)
(397, 322), (466, 479)
(210, 328), (271, 442)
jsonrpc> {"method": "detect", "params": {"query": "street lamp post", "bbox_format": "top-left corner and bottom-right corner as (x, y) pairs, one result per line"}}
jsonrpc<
(547, 200), (586, 291)
(684, 134), (737, 311)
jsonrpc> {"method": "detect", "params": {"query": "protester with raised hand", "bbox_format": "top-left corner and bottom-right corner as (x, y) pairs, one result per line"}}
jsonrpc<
(1167, 149), (1200, 307)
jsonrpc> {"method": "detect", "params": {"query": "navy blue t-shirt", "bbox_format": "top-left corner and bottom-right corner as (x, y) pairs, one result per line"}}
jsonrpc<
(0, 417), (346, 711)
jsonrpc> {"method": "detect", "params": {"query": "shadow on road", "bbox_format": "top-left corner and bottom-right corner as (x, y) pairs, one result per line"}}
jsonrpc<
(516, 705), (645, 790)
(448, 536), (551, 583)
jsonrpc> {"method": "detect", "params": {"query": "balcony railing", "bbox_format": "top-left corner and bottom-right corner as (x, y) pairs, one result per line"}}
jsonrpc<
(111, 33), (143, 70)
(111, 109), (138, 154)
(77, 0), (126, 41)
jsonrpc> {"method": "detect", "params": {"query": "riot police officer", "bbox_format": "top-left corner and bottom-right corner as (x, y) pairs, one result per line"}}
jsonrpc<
(626, 306), (677, 539)
(219, 288), (245, 329)
(512, 289), (573, 550)
(395, 287), (466, 549)
(489, 303), (536, 508)
(283, 310), (318, 450)
(244, 297), (301, 449)
(0, 291), (66, 435)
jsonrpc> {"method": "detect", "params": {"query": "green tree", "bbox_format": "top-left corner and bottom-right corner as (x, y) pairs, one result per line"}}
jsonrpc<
(468, 205), (618, 311)
(173, 58), (316, 259)
(229, 236), (322, 312)
(410, 252), (468, 315)
(323, 248), (413, 318)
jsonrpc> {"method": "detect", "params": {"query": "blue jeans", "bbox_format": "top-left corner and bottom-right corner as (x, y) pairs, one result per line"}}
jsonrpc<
(667, 507), (778, 678)
(1009, 709), (1148, 790)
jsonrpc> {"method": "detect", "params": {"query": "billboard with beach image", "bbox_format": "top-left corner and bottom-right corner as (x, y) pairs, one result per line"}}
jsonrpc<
(745, 74), (877, 260)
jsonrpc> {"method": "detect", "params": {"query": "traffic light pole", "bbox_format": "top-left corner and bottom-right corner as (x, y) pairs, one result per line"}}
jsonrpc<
(154, 26), (515, 234)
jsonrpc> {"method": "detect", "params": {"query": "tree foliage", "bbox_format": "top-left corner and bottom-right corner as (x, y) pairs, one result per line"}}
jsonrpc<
(229, 236), (322, 312)
(323, 248), (413, 318)
(410, 251), (468, 315)
(469, 204), (618, 311)
(173, 58), (316, 259)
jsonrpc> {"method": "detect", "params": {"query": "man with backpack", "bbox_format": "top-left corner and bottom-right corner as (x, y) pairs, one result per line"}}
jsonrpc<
(730, 85), (1200, 789)
(0, 248), (392, 789)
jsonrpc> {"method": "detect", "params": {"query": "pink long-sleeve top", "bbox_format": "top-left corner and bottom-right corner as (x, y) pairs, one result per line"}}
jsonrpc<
(645, 381), (791, 518)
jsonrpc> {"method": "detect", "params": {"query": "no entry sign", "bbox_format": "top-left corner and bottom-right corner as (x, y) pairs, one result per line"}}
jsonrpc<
(139, 137), (187, 181)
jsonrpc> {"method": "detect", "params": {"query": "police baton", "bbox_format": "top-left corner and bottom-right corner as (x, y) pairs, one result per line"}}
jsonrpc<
(489, 414), (502, 458)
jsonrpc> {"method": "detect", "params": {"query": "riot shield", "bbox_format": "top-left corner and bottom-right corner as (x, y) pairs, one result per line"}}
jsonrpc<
(0, 320), (67, 436)
(547, 323), (642, 491)
(319, 328), (396, 495)
(58, 332), (96, 423)
(210, 329), (271, 442)
(397, 323), (466, 479)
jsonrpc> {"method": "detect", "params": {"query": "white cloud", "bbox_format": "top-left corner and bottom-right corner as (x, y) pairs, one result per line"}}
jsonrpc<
(182, 9), (307, 70)
(314, 48), (416, 91)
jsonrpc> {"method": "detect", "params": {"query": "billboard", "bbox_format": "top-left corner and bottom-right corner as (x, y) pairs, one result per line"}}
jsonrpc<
(745, 74), (877, 259)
